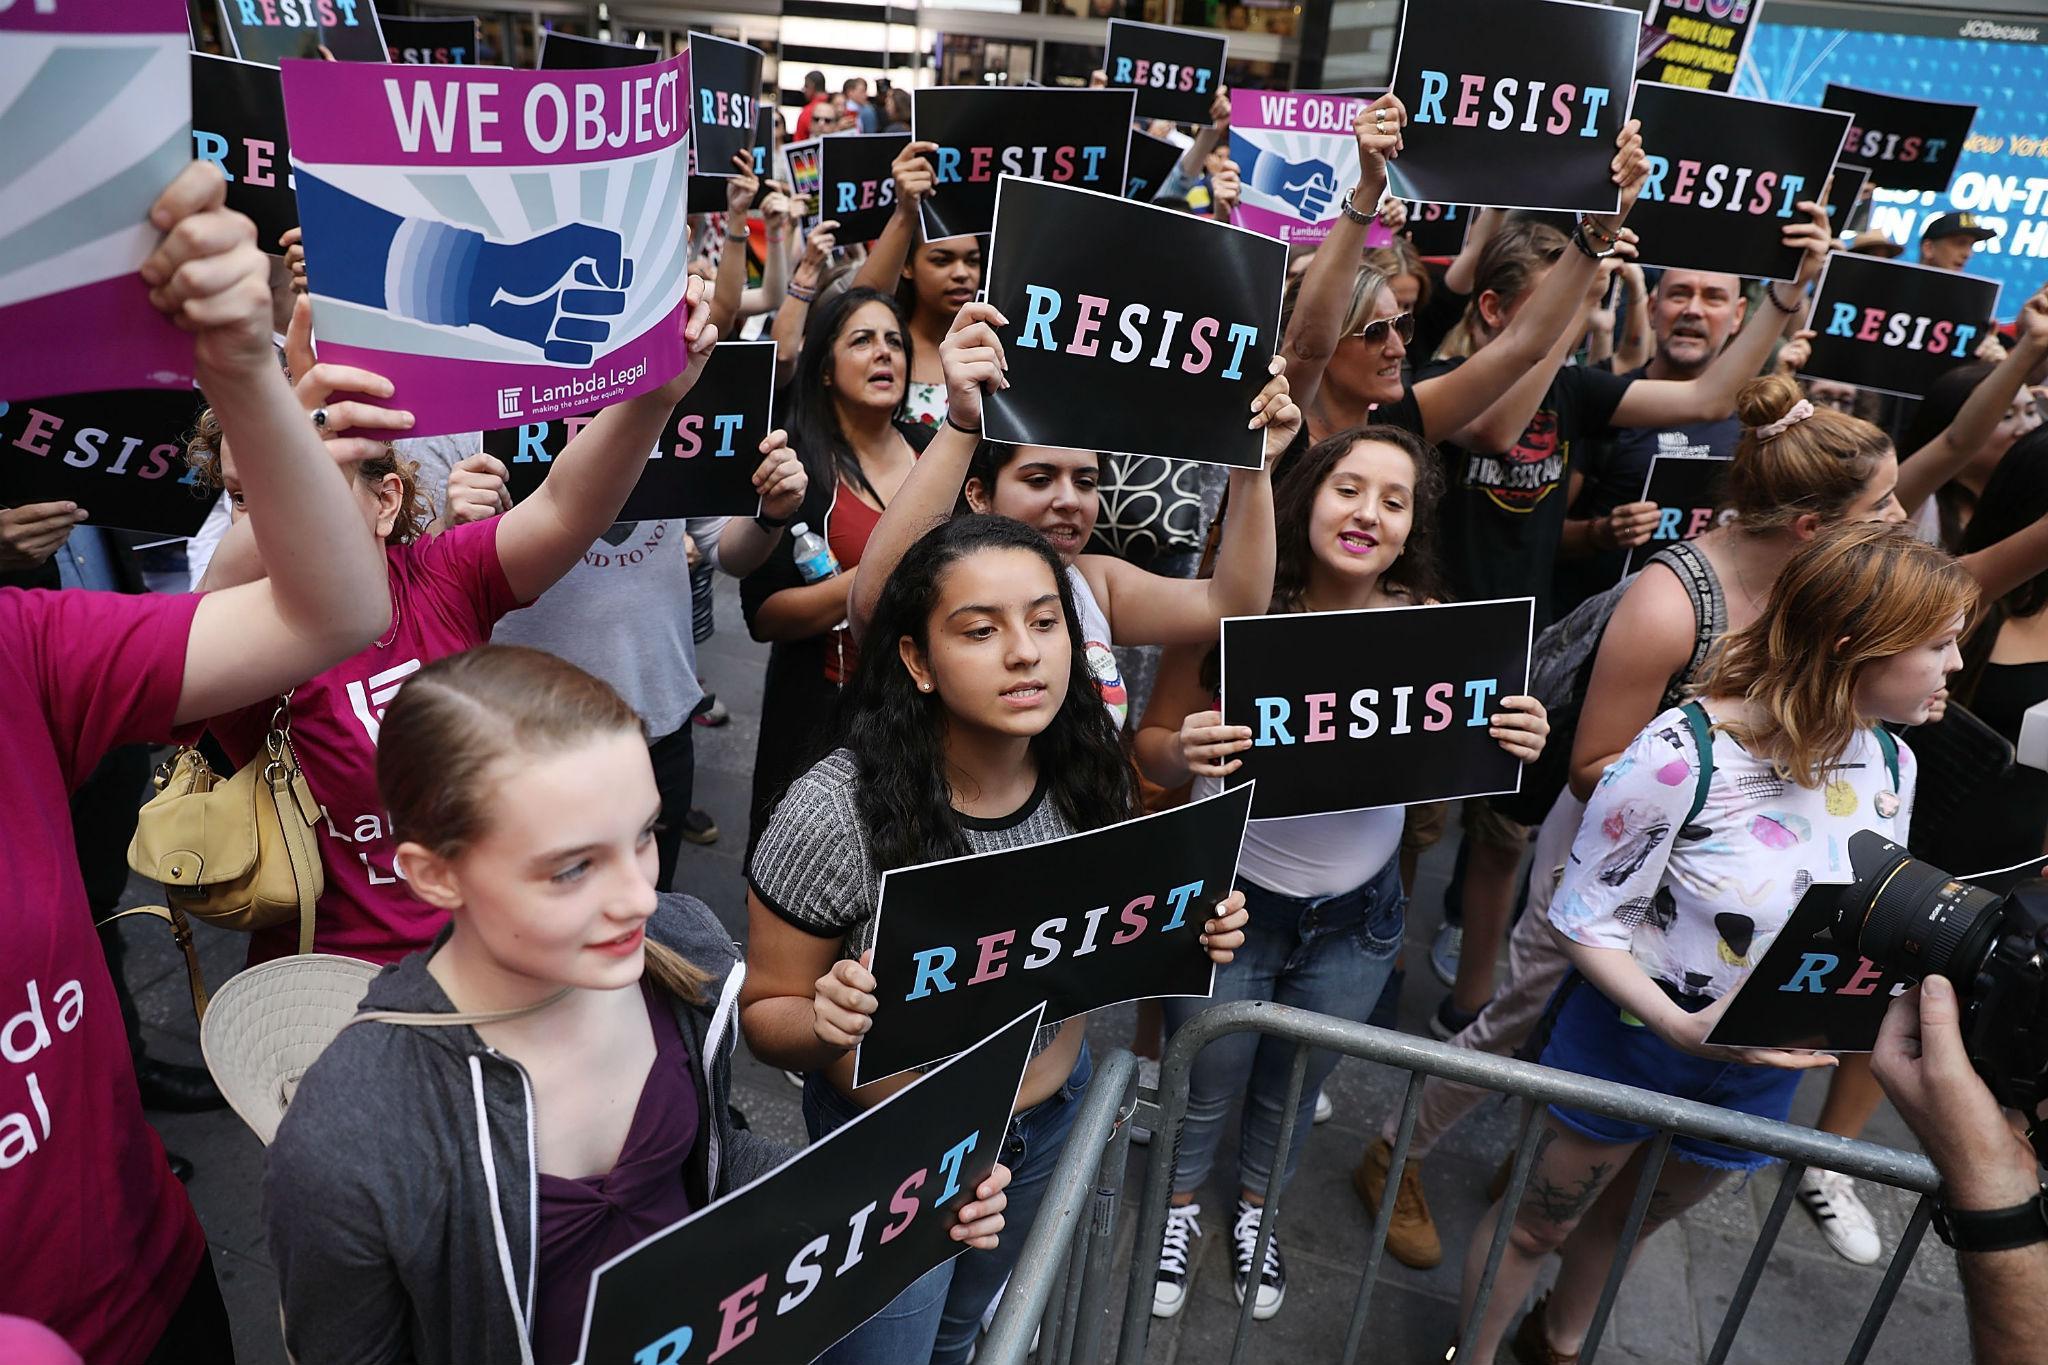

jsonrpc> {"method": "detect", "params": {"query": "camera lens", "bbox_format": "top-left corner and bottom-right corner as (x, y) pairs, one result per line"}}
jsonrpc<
(1839, 837), (2004, 982)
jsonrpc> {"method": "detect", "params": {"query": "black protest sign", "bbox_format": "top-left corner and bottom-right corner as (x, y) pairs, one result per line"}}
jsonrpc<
(1220, 598), (1535, 821)
(816, 134), (910, 242)
(191, 54), (298, 255)
(1825, 163), (1870, 238)
(1388, 0), (1637, 213)
(1705, 883), (1903, 1052)
(575, 1007), (1040, 1365)
(538, 31), (657, 70)
(1628, 85), (1849, 281)
(688, 33), (763, 177)
(1823, 84), (1976, 195)
(983, 177), (1285, 470)
(688, 174), (730, 215)
(1125, 131), (1183, 202)
(1637, 0), (1761, 94)
(0, 390), (213, 538)
(1621, 455), (1733, 578)
(1802, 253), (2000, 401)
(1103, 19), (1227, 125)
(856, 786), (1251, 1085)
(1402, 201), (1473, 257)
(753, 106), (777, 179)
(485, 342), (774, 519)
(215, 0), (385, 64)
(381, 15), (478, 64)
(912, 87), (1134, 240)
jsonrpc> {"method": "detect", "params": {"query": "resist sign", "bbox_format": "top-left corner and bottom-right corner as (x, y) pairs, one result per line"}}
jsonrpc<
(484, 340), (775, 520)
(1621, 454), (1734, 578)
(1220, 598), (1535, 820)
(1801, 252), (2000, 400)
(1102, 19), (1226, 125)
(857, 785), (1253, 1085)
(216, 0), (387, 64)
(912, 87), (1135, 240)
(1628, 84), (1849, 280)
(983, 177), (1285, 469)
(1388, 0), (1638, 213)
(279, 53), (694, 438)
(1822, 83), (1976, 196)
(574, 1007), (1040, 1365)
(192, 53), (298, 254)
(0, 390), (213, 538)
(382, 15), (477, 65)
(817, 133), (912, 243)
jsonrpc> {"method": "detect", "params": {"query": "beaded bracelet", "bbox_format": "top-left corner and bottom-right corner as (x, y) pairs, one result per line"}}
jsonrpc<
(787, 280), (818, 303)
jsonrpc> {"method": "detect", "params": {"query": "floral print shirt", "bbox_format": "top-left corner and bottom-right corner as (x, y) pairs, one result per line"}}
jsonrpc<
(1549, 707), (1915, 1002)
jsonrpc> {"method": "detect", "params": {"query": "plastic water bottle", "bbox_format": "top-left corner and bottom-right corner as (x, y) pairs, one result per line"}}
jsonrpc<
(791, 522), (840, 584)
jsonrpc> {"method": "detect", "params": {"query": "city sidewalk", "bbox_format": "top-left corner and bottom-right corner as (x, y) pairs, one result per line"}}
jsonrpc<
(113, 576), (1965, 1363)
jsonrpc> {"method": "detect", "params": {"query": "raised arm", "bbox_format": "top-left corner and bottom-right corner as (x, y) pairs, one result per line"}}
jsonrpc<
(709, 154), (761, 339)
(148, 165), (392, 725)
(1606, 203), (1835, 429)
(1896, 285), (2048, 516)
(853, 140), (936, 294)
(773, 218), (841, 388)
(1280, 94), (1405, 421)
(493, 276), (717, 603)
(1442, 207), (1505, 296)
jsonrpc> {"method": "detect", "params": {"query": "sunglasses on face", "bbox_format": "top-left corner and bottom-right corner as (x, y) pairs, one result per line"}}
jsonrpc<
(1353, 311), (1416, 346)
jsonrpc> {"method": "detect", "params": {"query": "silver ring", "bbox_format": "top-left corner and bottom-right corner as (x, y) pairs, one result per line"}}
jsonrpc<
(311, 407), (328, 430)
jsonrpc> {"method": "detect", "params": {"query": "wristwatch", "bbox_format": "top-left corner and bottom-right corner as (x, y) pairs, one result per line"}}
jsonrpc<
(1338, 188), (1377, 227)
(754, 511), (793, 531)
(1932, 1187), (2048, 1252)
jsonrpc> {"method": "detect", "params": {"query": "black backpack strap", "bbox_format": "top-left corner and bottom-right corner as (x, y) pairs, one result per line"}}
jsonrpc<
(1651, 541), (1726, 710)
(1678, 701), (1717, 828)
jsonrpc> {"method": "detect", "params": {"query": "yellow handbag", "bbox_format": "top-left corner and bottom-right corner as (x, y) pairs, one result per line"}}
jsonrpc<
(115, 698), (326, 1019)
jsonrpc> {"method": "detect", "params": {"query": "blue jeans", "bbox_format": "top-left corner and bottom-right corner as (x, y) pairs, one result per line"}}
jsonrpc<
(802, 1042), (1094, 1365)
(1162, 858), (1404, 1201)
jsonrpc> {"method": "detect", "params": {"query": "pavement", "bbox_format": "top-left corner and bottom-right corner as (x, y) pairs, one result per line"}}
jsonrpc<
(111, 574), (1969, 1364)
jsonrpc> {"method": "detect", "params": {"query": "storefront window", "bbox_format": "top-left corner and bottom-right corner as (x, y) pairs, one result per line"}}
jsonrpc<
(1181, 0), (1300, 37)
(1041, 0), (1168, 21)
(1040, 41), (1105, 87)
(938, 35), (1036, 85)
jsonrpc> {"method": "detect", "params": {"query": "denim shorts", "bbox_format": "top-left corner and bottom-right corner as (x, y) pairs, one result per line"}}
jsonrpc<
(1539, 979), (1801, 1172)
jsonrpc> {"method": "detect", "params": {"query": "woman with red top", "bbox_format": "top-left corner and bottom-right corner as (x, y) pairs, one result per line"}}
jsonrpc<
(741, 285), (934, 849)
(191, 275), (810, 965)
(2, 163), (394, 1365)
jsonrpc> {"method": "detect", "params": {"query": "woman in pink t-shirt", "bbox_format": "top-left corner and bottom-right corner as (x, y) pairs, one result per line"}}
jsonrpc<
(1, 164), (396, 1365)
(192, 284), (808, 965)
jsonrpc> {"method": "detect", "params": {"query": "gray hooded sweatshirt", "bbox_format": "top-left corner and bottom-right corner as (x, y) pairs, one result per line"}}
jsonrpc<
(264, 894), (789, 1364)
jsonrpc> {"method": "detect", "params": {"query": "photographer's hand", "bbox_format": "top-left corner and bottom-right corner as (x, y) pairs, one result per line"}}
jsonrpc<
(1872, 976), (2037, 1211)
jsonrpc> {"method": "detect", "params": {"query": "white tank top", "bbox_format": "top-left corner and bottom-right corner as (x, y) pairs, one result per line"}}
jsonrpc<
(1194, 772), (1405, 901)
(1066, 564), (1128, 728)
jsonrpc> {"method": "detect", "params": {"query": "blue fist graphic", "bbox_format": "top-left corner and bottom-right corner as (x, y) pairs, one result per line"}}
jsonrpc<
(1230, 133), (1339, 221)
(469, 224), (634, 365)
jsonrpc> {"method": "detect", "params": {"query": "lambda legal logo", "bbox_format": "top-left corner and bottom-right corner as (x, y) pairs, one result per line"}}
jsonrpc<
(497, 388), (523, 420)
(345, 659), (422, 744)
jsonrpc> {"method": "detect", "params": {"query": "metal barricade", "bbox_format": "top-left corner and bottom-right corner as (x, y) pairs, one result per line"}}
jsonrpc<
(983, 999), (1940, 1365)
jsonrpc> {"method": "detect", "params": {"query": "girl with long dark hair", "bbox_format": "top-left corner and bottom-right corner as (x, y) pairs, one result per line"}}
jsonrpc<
(741, 285), (933, 846)
(265, 646), (1014, 1364)
(853, 139), (977, 427)
(1132, 426), (1549, 1321)
(741, 516), (1250, 1364)
(843, 301), (1297, 730)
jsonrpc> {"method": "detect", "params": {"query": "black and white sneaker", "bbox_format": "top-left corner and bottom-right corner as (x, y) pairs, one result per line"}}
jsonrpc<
(1151, 1203), (1202, 1318)
(1231, 1198), (1286, 1320)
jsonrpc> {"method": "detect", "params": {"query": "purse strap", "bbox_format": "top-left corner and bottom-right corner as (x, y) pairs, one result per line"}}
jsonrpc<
(266, 731), (322, 957)
(97, 904), (212, 1021)
(345, 987), (573, 1033)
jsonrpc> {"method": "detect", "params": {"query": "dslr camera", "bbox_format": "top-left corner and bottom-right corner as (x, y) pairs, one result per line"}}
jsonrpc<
(1838, 830), (2048, 1158)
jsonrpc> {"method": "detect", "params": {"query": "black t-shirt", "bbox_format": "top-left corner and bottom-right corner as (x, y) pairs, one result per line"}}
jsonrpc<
(1554, 363), (1741, 615)
(1411, 260), (1468, 371)
(1427, 358), (1632, 630)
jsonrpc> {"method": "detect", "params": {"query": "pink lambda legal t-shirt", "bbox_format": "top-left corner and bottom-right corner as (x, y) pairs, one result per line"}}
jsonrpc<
(209, 518), (526, 964)
(0, 585), (207, 1364)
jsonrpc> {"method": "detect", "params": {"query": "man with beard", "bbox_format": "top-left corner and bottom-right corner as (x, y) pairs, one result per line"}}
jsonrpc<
(1553, 269), (1745, 611)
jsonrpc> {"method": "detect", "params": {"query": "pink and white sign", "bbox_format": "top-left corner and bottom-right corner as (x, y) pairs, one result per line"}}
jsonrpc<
(1, 0), (196, 400)
(1228, 89), (1382, 247)
(280, 53), (695, 437)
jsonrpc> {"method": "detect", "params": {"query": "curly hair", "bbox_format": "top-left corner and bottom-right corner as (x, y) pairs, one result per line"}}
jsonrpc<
(841, 516), (1136, 873)
(185, 406), (431, 546)
(1271, 423), (1447, 610)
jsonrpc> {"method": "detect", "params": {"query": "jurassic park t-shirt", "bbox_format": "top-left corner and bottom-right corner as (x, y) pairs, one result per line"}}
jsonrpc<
(1427, 358), (1631, 629)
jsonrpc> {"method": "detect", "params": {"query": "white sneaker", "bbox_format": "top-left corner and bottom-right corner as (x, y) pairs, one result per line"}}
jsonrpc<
(1797, 1168), (1883, 1265)
(1230, 1198), (1286, 1320)
(1313, 1086), (1334, 1125)
(1152, 1203), (1203, 1318)
(1131, 1056), (1161, 1146)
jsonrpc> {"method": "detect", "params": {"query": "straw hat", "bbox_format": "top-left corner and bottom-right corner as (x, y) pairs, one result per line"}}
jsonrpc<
(200, 954), (384, 1145)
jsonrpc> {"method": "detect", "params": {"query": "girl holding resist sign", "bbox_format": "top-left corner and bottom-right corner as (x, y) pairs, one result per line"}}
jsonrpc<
(264, 646), (1015, 1363)
(1453, 523), (1969, 1364)
(856, 140), (981, 427)
(841, 303), (1298, 729)
(1131, 425), (1550, 1321)
(741, 515), (1252, 1365)
(189, 277), (809, 966)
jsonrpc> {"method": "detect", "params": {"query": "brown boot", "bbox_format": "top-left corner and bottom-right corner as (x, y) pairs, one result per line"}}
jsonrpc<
(1510, 1294), (1580, 1365)
(1351, 1137), (1442, 1269)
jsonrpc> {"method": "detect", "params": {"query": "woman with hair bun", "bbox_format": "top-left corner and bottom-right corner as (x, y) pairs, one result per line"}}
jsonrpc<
(1455, 522), (1972, 1364)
